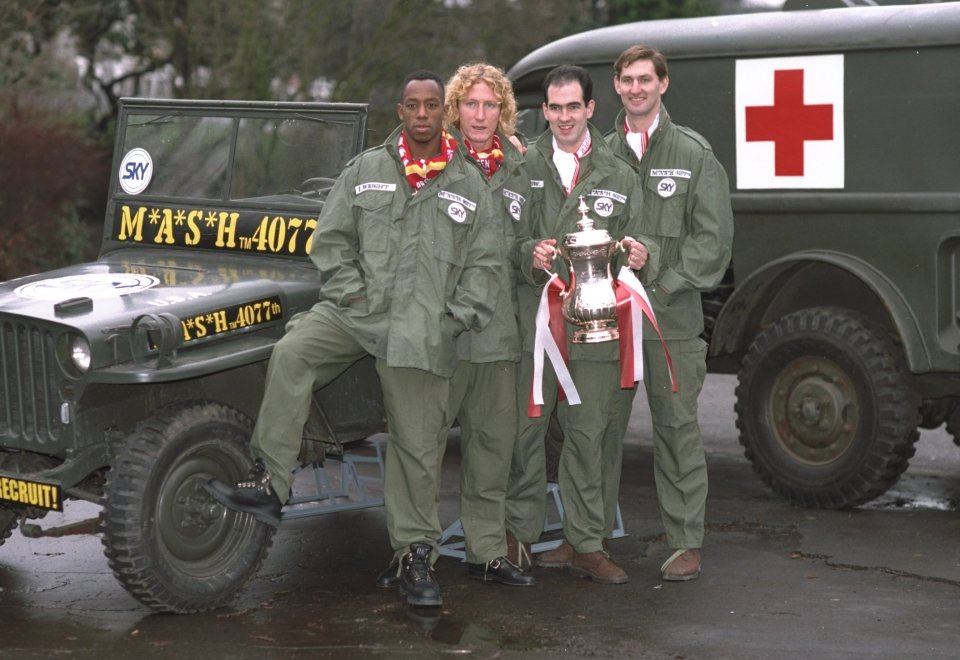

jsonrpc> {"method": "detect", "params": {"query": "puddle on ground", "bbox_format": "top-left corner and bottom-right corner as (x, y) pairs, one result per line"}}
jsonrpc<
(399, 606), (539, 651)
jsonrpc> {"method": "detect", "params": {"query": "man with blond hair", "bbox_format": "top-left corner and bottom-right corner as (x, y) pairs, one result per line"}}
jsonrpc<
(376, 63), (536, 588)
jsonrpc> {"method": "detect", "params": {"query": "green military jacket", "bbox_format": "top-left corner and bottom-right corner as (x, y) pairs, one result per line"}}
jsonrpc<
(519, 123), (657, 362)
(309, 125), (501, 377)
(607, 106), (733, 340)
(450, 129), (529, 364)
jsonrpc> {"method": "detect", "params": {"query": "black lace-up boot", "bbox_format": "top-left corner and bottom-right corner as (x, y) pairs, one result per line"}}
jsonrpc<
(399, 542), (442, 606)
(203, 458), (283, 526)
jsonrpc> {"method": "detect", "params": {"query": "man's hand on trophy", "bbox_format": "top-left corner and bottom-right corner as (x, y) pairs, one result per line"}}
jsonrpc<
(533, 239), (558, 271)
(621, 236), (649, 271)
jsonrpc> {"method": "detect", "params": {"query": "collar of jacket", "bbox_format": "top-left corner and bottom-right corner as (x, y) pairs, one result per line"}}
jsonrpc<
(446, 126), (525, 184)
(383, 124), (472, 192)
(534, 121), (623, 178)
(610, 105), (673, 150)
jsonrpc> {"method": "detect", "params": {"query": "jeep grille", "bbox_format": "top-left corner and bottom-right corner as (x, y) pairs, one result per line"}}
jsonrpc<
(0, 321), (61, 445)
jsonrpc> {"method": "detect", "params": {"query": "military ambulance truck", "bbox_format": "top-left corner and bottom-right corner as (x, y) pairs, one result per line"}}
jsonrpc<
(508, 2), (960, 509)
(0, 99), (388, 612)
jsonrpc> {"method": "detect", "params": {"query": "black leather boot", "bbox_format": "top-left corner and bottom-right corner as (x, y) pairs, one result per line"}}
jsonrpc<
(204, 458), (283, 527)
(468, 556), (537, 586)
(399, 543), (442, 606)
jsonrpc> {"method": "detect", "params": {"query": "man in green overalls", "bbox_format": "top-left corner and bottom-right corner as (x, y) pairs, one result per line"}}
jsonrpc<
(505, 64), (657, 585)
(606, 45), (734, 581)
(206, 70), (501, 607)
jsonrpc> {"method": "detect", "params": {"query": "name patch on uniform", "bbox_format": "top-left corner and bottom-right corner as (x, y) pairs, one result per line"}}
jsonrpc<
(588, 189), (627, 204)
(650, 169), (691, 179)
(530, 180), (545, 188)
(355, 182), (397, 194)
(438, 190), (477, 212)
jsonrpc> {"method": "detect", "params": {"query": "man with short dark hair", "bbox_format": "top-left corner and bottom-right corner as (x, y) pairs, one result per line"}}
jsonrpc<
(606, 44), (733, 582)
(206, 70), (501, 607)
(505, 64), (657, 585)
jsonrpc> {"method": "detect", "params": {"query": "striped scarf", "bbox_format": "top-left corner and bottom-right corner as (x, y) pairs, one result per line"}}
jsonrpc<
(464, 135), (504, 179)
(552, 131), (592, 195)
(624, 112), (659, 161)
(398, 130), (458, 191)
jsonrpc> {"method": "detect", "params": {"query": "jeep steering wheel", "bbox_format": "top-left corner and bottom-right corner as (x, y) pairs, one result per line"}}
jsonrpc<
(299, 177), (337, 199)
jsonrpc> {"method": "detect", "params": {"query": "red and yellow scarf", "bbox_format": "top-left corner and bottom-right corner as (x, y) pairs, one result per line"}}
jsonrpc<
(464, 135), (504, 179)
(398, 130), (458, 191)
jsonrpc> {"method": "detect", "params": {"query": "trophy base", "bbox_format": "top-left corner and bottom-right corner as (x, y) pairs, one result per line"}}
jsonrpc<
(572, 320), (619, 344)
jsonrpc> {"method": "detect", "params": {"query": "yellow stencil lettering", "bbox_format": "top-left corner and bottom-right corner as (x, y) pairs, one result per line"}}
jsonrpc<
(185, 210), (203, 246)
(118, 205), (147, 241)
(153, 208), (176, 245)
(194, 316), (208, 339)
(215, 212), (239, 248)
(210, 310), (229, 333)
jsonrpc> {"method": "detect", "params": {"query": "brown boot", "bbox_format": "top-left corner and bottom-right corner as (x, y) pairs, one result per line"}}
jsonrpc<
(661, 549), (702, 582)
(505, 530), (532, 572)
(570, 550), (628, 585)
(535, 541), (574, 568)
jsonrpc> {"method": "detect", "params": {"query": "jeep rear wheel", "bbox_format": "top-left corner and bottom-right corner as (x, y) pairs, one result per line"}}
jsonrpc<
(101, 401), (275, 613)
(735, 307), (920, 509)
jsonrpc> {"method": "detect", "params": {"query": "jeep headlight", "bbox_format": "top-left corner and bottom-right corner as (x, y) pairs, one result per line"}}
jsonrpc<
(57, 333), (91, 376)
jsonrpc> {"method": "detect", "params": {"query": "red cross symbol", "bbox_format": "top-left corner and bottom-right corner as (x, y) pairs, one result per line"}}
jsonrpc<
(745, 69), (833, 176)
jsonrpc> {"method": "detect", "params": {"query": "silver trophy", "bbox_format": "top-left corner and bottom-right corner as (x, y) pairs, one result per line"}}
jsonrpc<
(557, 196), (621, 344)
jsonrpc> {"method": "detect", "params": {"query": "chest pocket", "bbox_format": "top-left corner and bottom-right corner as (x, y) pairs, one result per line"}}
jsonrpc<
(354, 191), (395, 253)
(645, 175), (689, 238)
(584, 192), (627, 228)
(433, 195), (476, 266)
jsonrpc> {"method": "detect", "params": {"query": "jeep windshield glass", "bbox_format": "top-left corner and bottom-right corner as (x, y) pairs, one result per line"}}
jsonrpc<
(124, 114), (232, 199)
(120, 112), (359, 202)
(232, 115), (356, 200)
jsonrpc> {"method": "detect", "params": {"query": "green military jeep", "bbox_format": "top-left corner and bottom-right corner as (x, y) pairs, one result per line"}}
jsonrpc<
(0, 98), (386, 612)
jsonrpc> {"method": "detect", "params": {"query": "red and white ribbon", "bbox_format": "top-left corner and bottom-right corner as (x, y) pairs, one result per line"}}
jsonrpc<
(613, 266), (677, 393)
(528, 267), (677, 418)
(530, 273), (580, 417)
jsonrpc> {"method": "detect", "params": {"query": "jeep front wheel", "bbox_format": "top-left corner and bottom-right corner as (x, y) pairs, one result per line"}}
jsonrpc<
(735, 307), (920, 509)
(101, 401), (275, 613)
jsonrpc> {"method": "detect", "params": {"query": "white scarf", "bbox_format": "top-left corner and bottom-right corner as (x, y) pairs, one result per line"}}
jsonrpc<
(625, 112), (660, 161)
(552, 131), (592, 195)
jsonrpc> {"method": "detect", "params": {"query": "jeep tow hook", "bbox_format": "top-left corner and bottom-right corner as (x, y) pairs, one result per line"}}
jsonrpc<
(19, 517), (99, 538)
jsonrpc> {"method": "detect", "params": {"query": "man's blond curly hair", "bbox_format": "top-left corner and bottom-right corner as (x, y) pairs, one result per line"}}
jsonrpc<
(444, 62), (517, 138)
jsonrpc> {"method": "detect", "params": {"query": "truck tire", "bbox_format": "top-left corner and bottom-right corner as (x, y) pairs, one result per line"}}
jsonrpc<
(0, 509), (15, 545)
(735, 307), (920, 509)
(101, 401), (275, 613)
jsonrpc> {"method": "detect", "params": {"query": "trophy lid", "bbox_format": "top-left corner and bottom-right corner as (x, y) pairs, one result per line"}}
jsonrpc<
(564, 195), (613, 247)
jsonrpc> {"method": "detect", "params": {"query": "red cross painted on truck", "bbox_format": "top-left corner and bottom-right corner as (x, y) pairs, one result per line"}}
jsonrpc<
(745, 69), (833, 176)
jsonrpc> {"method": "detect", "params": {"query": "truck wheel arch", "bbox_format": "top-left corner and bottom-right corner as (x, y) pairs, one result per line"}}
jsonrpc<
(710, 252), (930, 374)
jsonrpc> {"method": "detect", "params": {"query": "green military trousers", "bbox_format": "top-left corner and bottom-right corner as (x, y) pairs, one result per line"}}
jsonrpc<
(556, 359), (636, 553)
(377, 362), (452, 561)
(447, 360), (518, 564)
(641, 336), (709, 550)
(505, 351), (553, 544)
(250, 307), (367, 500)
(506, 352), (635, 551)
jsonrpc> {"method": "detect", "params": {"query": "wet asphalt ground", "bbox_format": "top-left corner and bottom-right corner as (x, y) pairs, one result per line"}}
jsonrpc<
(1, 374), (958, 659)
